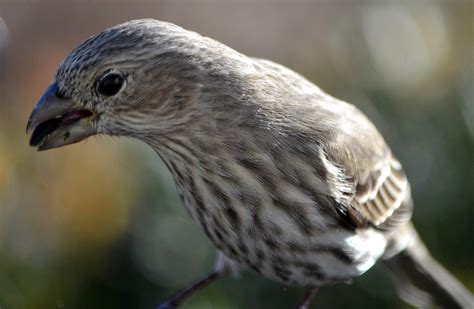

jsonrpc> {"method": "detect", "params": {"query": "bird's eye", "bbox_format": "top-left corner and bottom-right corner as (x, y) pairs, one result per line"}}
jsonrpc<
(97, 72), (124, 96)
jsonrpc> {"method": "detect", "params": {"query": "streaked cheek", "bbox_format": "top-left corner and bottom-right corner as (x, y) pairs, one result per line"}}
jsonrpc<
(96, 111), (143, 137)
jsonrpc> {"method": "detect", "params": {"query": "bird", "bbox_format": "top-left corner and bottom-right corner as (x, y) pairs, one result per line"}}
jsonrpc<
(26, 19), (473, 308)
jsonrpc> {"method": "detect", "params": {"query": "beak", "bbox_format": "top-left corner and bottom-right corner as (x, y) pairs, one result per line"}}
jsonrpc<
(27, 82), (97, 151)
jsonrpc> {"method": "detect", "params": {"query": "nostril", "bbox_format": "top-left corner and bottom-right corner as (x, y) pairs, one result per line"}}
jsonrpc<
(55, 88), (66, 99)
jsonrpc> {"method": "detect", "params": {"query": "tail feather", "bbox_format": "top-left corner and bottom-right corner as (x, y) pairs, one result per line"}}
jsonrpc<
(385, 227), (473, 308)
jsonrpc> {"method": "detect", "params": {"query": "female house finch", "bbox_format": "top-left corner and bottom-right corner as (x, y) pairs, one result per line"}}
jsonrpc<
(27, 19), (473, 308)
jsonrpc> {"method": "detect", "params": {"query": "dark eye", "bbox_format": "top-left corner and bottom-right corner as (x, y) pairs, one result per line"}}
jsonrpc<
(97, 72), (124, 96)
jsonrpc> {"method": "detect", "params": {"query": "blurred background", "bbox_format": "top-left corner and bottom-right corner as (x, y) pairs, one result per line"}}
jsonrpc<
(0, 1), (472, 308)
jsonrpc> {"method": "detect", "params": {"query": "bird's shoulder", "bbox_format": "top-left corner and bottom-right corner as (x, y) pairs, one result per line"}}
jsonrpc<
(231, 57), (413, 231)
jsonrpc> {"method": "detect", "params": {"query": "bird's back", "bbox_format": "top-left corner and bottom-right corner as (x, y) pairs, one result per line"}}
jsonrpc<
(155, 52), (413, 286)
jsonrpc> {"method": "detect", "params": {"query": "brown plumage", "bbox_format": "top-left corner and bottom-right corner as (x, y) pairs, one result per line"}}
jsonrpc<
(27, 19), (473, 308)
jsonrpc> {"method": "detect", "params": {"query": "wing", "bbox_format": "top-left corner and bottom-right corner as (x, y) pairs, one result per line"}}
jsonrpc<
(252, 57), (412, 231)
(322, 103), (413, 231)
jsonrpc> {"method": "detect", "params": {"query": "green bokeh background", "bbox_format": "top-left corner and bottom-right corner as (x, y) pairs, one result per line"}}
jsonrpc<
(0, 1), (472, 308)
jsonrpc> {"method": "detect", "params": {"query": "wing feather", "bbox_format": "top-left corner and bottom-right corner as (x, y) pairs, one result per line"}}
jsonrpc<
(351, 158), (410, 228)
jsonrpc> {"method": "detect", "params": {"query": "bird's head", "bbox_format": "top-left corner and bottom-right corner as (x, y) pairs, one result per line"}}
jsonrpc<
(27, 19), (213, 150)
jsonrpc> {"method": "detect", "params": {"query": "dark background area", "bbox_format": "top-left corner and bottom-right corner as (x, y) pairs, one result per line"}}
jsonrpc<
(0, 1), (472, 308)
